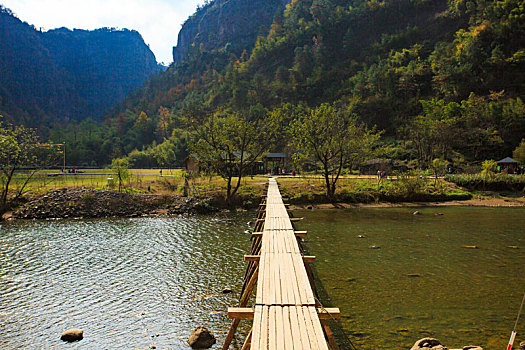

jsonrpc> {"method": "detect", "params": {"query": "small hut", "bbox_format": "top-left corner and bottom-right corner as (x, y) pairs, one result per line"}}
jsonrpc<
(497, 157), (519, 173)
(264, 153), (287, 174)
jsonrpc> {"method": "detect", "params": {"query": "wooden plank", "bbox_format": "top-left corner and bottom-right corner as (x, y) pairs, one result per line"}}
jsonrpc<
(288, 306), (303, 349)
(275, 306), (285, 349)
(282, 306), (293, 350)
(317, 308), (341, 319)
(268, 306), (276, 350)
(309, 307), (329, 350)
(261, 305), (269, 350)
(251, 306), (263, 350)
(244, 255), (261, 262)
(296, 306), (314, 349)
(227, 307), (254, 319)
(302, 306), (320, 350)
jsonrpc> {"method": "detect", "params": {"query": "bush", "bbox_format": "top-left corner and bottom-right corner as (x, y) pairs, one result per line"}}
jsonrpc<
(445, 173), (525, 191)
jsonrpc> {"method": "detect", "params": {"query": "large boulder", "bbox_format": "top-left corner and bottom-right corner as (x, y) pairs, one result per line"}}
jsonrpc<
(411, 338), (446, 350)
(60, 328), (83, 342)
(187, 326), (216, 349)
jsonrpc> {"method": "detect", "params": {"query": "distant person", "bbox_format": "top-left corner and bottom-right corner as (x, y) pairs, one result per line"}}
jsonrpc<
(160, 169), (163, 176)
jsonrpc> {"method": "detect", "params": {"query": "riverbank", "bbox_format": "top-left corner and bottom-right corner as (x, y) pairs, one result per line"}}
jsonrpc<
(291, 196), (525, 210)
(6, 188), (216, 220)
(4, 185), (524, 221)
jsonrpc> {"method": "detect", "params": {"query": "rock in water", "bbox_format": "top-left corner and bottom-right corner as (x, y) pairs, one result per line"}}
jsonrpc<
(413, 211), (421, 215)
(411, 338), (445, 350)
(222, 287), (233, 294)
(60, 328), (83, 342)
(188, 326), (216, 349)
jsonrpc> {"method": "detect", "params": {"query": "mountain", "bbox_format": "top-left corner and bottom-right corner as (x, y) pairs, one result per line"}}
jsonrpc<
(0, 6), (160, 129)
(52, 0), (525, 166)
(172, 0), (290, 62)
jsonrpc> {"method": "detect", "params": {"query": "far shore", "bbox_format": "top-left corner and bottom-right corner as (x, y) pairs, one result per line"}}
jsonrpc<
(291, 196), (525, 210)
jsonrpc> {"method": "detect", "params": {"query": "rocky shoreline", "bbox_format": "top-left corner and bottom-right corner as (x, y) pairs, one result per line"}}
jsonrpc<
(9, 188), (216, 220)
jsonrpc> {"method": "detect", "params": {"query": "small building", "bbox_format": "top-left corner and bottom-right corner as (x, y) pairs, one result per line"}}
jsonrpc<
(497, 157), (519, 173)
(184, 154), (200, 175)
(264, 153), (287, 175)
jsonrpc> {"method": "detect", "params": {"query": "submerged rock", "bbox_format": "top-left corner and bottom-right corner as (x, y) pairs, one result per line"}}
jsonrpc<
(411, 338), (483, 350)
(188, 326), (216, 349)
(411, 338), (444, 350)
(60, 328), (83, 342)
(413, 211), (421, 215)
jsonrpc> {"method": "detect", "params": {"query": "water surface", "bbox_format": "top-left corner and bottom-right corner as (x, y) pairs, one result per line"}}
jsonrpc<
(296, 206), (525, 349)
(0, 214), (253, 349)
(1, 207), (524, 349)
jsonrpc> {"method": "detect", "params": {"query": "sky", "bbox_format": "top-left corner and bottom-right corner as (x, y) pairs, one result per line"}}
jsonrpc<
(1, 0), (205, 64)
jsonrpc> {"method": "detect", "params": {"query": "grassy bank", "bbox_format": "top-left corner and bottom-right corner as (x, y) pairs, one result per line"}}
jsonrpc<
(8, 170), (525, 216)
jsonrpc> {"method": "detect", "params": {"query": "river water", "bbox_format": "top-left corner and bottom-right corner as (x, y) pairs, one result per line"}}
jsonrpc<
(0, 207), (524, 349)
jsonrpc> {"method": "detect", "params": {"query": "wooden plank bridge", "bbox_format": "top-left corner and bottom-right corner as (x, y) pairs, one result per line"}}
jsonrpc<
(223, 178), (340, 349)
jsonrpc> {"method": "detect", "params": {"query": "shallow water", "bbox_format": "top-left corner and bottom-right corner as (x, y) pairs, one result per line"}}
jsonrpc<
(296, 206), (525, 349)
(0, 214), (253, 349)
(1, 207), (524, 349)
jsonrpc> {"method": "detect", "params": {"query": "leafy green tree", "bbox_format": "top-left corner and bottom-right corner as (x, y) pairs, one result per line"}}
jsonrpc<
(111, 158), (130, 192)
(154, 138), (177, 170)
(290, 103), (381, 199)
(481, 159), (497, 179)
(513, 139), (525, 164)
(190, 107), (278, 203)
(431, 158), (448, 186)
(0, 120), (40, 212)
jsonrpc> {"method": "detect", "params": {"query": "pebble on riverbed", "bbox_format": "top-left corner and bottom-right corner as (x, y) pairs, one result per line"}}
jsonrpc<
(60, 328), (83, 342)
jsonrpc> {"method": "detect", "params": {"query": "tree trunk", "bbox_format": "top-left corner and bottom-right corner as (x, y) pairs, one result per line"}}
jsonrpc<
(323, 165), (333, 199)
(226, 176), (232, 205)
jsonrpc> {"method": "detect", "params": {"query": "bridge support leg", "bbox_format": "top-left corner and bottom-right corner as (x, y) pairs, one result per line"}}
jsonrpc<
(321, 320), (339, 350)
(241, 328), (252, 350)
(224, 267), (258, 349)
(222, 319), (240, 350)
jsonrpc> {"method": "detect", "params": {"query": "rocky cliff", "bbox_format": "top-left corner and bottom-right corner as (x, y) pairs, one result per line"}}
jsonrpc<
(172, 0), (290, 62)
(0, 6), (160, 128)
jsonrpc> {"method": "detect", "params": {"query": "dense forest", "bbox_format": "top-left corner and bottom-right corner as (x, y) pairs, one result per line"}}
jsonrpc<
(3, 0), (525, 168)
(0, 6), (161, 133)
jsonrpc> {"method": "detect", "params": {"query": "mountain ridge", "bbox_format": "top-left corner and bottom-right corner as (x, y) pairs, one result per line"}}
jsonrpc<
(0, 6), (161, 130)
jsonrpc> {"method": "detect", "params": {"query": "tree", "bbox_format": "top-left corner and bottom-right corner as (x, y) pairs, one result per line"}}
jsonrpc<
(481, 159), (497, 179)
(0, 120), (40, 212)
(190, 107), (278, 203)
(512, 139), (525, 164)
(111, 158), (130, 192)
(154, 138), (177, 170)
(290, 103), (381, 199)
(431, 158), (448, 186)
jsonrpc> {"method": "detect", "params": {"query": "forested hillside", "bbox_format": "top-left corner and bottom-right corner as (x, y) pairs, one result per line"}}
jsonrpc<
(18, 0), (522, 168)
(97, 0), (524, 169)
(0, 6), (160, 131)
